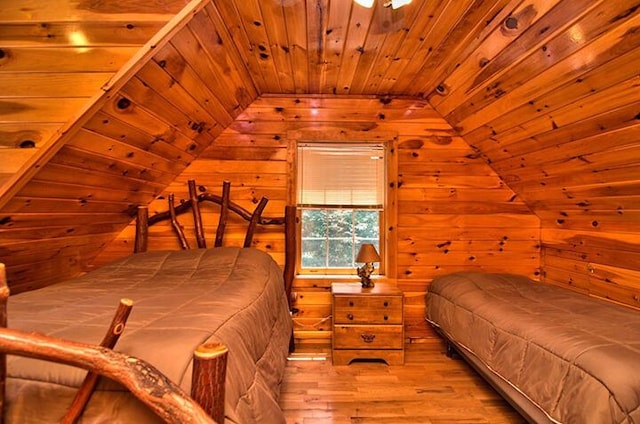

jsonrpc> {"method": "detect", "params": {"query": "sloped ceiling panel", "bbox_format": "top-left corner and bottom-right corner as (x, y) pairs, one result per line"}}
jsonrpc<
(0, 0), (257, 292)
(0, 0), (192, 185)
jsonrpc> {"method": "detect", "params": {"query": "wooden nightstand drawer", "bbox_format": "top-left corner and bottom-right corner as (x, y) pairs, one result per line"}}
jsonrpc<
(331, 282), (404, 365)
(334, 297), (402, 324)
(333, 325), (403, 349)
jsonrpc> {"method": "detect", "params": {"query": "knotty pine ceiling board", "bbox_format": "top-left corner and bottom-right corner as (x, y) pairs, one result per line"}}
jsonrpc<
(0, 0), (258, 291)
(0, 0), (189, 155)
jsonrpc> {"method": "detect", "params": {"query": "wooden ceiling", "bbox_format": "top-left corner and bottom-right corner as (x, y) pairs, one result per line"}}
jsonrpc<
(3, 0), (639, 179)
(1, 0), (639, 293)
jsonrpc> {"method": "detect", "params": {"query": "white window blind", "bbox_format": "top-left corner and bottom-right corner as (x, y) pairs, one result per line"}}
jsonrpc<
(297, 143), (385, 207)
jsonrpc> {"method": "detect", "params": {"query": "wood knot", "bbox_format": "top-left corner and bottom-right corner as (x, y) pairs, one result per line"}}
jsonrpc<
(435, 83), (449, 95)
(504, 16), (518, 30)
(116, 97), (131, 110)
(19, 140), (36, 148)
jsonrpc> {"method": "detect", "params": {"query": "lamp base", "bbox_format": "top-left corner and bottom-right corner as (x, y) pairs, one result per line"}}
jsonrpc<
(360, 278), (375, 289)
(357, 263), (376, 288)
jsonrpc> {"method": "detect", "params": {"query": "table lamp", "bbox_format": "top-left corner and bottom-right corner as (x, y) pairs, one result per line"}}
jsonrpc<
(356, 243), (381, 288)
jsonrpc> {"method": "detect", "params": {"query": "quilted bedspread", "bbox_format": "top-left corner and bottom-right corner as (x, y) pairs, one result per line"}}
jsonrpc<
(426, 272), (640, 424)
(6, 247), (292, 424)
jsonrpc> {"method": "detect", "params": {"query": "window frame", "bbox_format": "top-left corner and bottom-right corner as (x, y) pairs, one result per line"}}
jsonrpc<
(294, 141), (388, 276)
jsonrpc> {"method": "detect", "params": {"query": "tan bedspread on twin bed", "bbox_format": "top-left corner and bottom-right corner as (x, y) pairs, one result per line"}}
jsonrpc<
(426, 272), (640, 424)
(6, 247), (292, 424)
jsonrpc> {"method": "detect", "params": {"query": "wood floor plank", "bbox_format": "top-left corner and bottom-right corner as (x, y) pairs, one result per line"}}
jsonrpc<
(281, 340), (525, 424)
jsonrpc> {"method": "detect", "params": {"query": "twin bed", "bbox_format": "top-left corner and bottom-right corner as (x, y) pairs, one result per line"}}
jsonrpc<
(0, 180), (296, 423)
(426, 272), (640, 423)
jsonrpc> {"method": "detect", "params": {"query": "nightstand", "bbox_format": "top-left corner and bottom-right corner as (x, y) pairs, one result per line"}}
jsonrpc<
(331, 282), (404, 365)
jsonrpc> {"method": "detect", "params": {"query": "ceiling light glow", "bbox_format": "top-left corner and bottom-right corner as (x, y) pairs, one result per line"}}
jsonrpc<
(354, 0), (375, 7)
(391, 0), (412, 8)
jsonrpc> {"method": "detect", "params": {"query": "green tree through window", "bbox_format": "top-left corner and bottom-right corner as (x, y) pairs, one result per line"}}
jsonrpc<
(301, 209), (379, 269)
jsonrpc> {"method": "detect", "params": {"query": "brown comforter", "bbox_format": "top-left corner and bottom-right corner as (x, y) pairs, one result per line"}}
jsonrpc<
(6, 247), (292, 423)
(426, 272), (640, 424)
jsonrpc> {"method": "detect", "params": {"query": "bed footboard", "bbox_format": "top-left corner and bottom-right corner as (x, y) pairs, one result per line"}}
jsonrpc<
(0, 329), (219, 424)
(0, 263), (225, 424)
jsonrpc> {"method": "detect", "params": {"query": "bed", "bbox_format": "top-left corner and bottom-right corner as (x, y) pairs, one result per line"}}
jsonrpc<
(0, 179), (297, 424)
(425, 272), (640, 424)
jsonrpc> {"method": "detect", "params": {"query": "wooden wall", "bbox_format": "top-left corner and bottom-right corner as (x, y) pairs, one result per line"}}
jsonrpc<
(0, 0), (187, 187)
(98, 95), (541, 346)
(423, 0), (640, 309)
(0, 0), (256, 293)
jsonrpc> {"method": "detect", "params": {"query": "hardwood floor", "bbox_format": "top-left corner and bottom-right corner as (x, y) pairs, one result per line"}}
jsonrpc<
(280, 340), (526, 424)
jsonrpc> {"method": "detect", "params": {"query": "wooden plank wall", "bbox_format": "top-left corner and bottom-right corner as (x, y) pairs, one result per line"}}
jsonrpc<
(0, 1), (187, 187)
(423, 0), (640, 309)
(0, 1), (257, 293)
(98, 95), (541, 346)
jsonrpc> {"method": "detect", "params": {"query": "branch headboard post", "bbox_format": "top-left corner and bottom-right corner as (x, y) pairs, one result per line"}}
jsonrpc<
(244, 197), (268, 247)
(168, 193), (190, 250)
(188, 180), (206, 249)
(134, 206), (149, 254)
(214, 181), (231, 247)
(283, 205), (297, 310)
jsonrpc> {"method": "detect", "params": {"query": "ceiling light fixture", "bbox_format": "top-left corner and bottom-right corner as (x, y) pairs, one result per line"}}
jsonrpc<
(354, 0), (412, 9)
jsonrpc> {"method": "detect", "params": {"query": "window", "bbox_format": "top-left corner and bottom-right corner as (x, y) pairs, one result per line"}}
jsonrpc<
(297, 142), (385, 273)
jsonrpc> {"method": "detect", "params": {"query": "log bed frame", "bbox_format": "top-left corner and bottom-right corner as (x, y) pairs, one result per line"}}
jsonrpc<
(0, 179), (297, 423)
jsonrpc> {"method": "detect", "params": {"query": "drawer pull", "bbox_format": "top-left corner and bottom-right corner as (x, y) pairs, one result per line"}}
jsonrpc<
(360, 333), (376, 343)
(347, 313), (354, 320)
(383, 301), (389, 307)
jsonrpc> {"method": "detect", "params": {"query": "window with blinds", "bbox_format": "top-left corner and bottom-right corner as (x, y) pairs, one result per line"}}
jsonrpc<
(296, 143), (385, 272)
(297, 143), (385, 207)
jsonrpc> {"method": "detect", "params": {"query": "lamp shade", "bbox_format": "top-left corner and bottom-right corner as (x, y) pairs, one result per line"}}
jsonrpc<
(356, 244), (381, 263)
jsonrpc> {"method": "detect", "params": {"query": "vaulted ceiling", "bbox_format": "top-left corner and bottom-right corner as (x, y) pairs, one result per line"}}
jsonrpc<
(1, 0), (639, 292)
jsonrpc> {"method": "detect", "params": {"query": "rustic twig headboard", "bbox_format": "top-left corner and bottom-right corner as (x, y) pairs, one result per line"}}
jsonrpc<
(133, 179), (297, 308)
